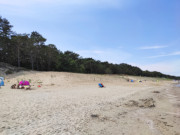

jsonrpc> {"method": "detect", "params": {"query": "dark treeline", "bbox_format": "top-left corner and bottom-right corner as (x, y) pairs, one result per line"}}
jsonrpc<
(0, 16), (179, 79)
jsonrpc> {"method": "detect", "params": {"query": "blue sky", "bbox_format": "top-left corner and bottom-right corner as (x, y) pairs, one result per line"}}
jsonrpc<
(0, 0), (180, 76)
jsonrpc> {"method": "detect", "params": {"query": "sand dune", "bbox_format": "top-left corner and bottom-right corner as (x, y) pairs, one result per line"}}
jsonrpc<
(0, 71), (179, 135)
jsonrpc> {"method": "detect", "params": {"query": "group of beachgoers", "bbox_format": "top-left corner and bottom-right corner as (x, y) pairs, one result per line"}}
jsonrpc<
(11, 80), (31, 90)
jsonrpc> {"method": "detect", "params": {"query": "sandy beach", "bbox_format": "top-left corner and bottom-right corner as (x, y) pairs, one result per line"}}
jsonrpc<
(0, 71), (180, 135)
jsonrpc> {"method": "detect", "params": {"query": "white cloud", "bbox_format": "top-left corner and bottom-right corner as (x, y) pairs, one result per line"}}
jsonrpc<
(139, 45), (168, 50)
(133, 60), (180, 76)
(93, 50), (104, 54)
(118, 46), (123, 49)
(172, 51), (180, 55)
(148, 51), (180, 58)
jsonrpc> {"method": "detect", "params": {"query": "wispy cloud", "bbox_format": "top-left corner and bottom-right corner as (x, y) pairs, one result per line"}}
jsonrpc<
(77, 50), (104, 54)
(134, 60), (180, 76)
(118, 46), (123, 49)
(139, 45), (168, 50)
(0, 0), (124, 17)
(93, 50), (104, 54)
(76, 49), (132, 63)
(148, 51), (180, 58)
(0, 0), (121, 7)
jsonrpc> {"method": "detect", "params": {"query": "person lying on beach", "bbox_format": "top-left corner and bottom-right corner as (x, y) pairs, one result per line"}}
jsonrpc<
(24, 85), (31, 90)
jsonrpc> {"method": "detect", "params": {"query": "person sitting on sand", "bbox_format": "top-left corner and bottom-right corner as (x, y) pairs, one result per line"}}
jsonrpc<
(11, 84), (16, 89)
(17, 84), (24, 89)
(17, 84), (20, 89)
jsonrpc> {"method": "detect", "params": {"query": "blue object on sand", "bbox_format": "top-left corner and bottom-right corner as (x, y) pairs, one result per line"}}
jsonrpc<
(0, 77), (4, 86)
(98, 83), (104, 87)
(131, 80), (134, 82)
(0, 80), (4, 86)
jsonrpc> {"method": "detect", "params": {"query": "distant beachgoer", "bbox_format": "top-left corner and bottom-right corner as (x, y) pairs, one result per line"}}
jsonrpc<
(17, 84), (24, 89)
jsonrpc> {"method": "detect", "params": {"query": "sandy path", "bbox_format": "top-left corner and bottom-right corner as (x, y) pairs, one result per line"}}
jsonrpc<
(0, 72), (179, 135)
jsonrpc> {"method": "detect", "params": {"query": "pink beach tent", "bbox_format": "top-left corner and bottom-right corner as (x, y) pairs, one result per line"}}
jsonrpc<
(19, 81), (30, 86)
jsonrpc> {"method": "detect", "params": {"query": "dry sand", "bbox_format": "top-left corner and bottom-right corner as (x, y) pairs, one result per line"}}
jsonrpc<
(0, 71), (180, 135)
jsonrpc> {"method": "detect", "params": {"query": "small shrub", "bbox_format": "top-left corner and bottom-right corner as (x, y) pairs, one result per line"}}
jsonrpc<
(5, 70), (13, 74)
(29, 79), (31, 83)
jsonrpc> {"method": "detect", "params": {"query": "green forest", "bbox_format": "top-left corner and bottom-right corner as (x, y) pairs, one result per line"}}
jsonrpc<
(0, 16), (179, 79)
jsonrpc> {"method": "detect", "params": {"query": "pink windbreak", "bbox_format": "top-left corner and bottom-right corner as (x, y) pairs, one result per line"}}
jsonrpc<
(19, 81), (30, 86)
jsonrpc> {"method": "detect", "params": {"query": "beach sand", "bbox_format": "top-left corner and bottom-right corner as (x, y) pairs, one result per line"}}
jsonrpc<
(0, 71), (179, 135)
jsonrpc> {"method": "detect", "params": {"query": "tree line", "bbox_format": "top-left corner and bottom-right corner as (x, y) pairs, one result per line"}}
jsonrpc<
(0, 16), (179, 79)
